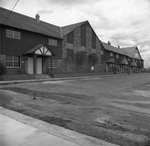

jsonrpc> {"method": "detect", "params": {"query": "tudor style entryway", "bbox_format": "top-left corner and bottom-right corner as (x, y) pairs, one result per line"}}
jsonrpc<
(24, 44), (53, 75)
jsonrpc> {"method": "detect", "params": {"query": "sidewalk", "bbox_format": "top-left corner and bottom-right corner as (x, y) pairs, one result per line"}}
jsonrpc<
(0, 106), (119, 146)
(0, 74), (121, 85)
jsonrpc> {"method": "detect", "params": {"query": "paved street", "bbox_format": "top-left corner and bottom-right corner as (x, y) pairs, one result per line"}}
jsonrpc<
(0, 73), (150, 146)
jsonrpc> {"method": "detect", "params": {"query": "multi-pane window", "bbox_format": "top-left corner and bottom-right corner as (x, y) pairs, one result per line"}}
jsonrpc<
(81, 25), (86, 47)
(110, 52), (113, 57)
(116, 54), (119, 58)
(67, 49), (74, 64)
(6, 56), (21, 68)
(6, 29), (21, 39)
(52, 59), (58, 68)
(92, 32), (96, 49)
(101, 51), (104, 55)
(48, 59), (58, 68)
(48, 39), (58, 46)
(67, 32), (74, 44)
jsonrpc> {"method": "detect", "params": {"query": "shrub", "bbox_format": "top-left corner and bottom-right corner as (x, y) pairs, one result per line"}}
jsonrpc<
(88, 53), (98, 66)
(74, 51), (86, 66)
(0, 61), (7, 75)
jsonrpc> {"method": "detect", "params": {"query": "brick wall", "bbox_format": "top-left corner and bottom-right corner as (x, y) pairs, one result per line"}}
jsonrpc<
(61, 23), (102, 73)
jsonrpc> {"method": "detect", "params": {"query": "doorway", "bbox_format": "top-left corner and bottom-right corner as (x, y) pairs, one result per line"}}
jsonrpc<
(37, 57), (42, 74)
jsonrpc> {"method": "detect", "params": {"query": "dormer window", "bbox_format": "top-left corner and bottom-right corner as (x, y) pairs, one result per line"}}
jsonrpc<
(101, 51), (104, 55)
(116, 54), (119, 58)
(6, 29), (21, 39)
(110, 52), (113, 57)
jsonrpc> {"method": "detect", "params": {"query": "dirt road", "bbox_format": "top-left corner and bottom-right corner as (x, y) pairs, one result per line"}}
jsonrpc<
(0, 73), (150, 146)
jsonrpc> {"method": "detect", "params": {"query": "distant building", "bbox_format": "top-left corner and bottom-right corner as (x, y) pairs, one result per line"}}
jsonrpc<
(0, 7), (144, 78)
(101, 42), (144, 73)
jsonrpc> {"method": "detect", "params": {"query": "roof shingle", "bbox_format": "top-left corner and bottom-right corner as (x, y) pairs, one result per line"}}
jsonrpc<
(101, 42), (128, 56)
(61, 21), (87, 37)
(0, 7), (61, 39)
(120, 47), (143, 60)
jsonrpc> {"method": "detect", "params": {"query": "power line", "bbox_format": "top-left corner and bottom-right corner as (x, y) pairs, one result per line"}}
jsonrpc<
(4, 0), (20, 24)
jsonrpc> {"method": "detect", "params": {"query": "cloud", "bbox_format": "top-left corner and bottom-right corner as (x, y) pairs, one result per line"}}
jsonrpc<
(42, 0), (95, 6)
(0, 0), (7, 6)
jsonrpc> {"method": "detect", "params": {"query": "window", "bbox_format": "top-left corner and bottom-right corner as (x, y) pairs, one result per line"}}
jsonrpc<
(48, 39), (58, 46)
(110, 52), (113, 57)
(101, 51), (104, 55)
(92, 32), (96, 49)
(67, 32), (74, 44)
(6, 56), (21, 68)
(116, 54), (119, 58)
(81, 25), (86, 47)
(52, 59), (58, 68)
(66, 49), (74, 64)
(67, 49), (74, 60)
(6, 29), (21, 39)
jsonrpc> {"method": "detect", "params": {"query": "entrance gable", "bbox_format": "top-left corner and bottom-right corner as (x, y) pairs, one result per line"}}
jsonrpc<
(35, 46), (52, 56)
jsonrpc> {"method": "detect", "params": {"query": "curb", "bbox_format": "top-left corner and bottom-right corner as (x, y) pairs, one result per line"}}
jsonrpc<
(0, 74), (123, 85)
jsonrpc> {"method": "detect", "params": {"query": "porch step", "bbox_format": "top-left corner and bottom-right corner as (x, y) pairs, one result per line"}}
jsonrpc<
(35, 74), (51, 79)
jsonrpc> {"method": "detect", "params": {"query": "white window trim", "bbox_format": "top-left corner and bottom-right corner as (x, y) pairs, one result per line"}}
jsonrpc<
(6, 29), (21, 40)
(6, 56), (21, 68)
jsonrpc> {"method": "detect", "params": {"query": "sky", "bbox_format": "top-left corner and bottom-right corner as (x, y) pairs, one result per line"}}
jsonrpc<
(1, 0), (150, 68)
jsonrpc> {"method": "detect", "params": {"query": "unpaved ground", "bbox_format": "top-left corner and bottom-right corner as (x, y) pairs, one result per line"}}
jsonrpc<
(0, 73), (150, 146)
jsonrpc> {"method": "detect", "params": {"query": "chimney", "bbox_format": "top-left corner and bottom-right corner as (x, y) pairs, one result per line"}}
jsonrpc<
(118, 46), (120, 49)
(35, 14), (40, 22)
(108, 41), (111, 45)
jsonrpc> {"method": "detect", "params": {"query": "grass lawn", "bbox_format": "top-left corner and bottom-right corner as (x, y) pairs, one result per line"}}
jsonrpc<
(0, 73), (150, 146)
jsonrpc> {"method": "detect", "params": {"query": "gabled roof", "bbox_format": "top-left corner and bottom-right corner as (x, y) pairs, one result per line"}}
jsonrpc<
(24, 44), (54, 56)
(61, 21), (87, 37)
(121, 46), (143, 60)
(101, 42), (128, 56)
(120, 59), (128, 65)
(0, 7), (61, 39)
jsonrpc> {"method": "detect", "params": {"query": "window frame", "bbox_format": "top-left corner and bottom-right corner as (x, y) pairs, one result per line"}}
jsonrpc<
(92, 32), (96, 49)
(67, 32), (74, 44)
(6, 56), (21, 68)
(110, 52), (113, 57)
(81, 25), (86, 47)
(101, 50), (104, 55)
(6, 29), (21, 40)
